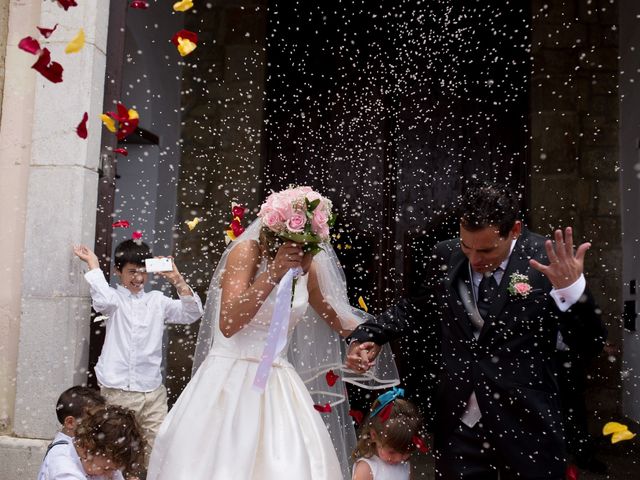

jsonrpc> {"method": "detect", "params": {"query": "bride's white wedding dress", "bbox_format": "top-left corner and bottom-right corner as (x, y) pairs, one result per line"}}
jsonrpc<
(146, 273), (344, 480)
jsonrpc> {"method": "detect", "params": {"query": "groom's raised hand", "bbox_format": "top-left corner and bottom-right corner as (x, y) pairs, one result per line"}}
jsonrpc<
(346, 341), (381, 373)
(529, 227), (591, 288)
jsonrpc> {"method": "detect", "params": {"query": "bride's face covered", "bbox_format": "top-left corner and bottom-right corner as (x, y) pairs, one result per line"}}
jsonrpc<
(259, 227), (283, 259)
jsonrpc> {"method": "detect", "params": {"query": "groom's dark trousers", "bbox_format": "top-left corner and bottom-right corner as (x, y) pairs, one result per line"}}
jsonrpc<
(350, 228), (603, 479)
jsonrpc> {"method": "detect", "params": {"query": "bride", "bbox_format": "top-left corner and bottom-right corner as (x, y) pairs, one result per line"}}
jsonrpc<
(147, 187), (398, 480)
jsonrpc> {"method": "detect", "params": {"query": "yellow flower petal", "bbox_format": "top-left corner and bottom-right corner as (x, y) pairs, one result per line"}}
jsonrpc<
(65, 28), (85, 54)
(358, 296), (368, 313)
(173, 0), (193, 12)
(128, 108), (139, 120)
(603, 421), (629, 436)
(177, 37), (197, 56)
(226, 229), (236, 241)
(611, 430), (636, 444)
(185, 217), (200, 231)
(100, 114), (117, 133)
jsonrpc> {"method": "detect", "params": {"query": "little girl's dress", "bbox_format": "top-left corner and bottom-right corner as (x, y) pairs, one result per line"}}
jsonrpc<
(352, 455), (410, 480)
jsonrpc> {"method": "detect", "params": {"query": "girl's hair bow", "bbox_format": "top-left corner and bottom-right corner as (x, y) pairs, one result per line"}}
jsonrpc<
(370, 387), (404, 418)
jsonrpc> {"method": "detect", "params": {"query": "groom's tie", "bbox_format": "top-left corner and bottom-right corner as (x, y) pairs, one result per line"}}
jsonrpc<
(462, 267), (502, 429)
(476, 269), (500, 320)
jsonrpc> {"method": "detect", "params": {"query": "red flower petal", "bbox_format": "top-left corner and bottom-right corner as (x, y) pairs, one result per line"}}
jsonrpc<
(348, 409), (364, 425)
(378, 403), (393, 423)
(31, 48), (63, 83)
(325, 370), (339, 387)
(132, 231), (143, 240)
(565, 464), (579, 480)
(57, 0), (78, 11)
(37, 24), (58, 39)
(113, 148), (129, 156)
(18, 36), (41, 55)
(76, 112), (88, 139)
(116, 118), (139, 140)
(115, 103), (129, 122)
(171, 29), (198, 46)
(232, 205), (246, 219)
(412, 435), (429, 454)
(313, 403), (332, 413)
(112, 220), (131, 228)
(230, 219), (244, 237)
(129, 0), (149, 9)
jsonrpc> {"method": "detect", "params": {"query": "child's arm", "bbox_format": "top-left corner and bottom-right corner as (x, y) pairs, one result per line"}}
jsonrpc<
(352, 460), (374, 480)
(159, 258), (203, 324)
(73, 244), (100, 270)
(73, 245), (119, 315)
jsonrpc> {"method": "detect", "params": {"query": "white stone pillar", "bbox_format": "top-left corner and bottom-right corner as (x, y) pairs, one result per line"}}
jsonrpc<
(0, 3), (109, 476)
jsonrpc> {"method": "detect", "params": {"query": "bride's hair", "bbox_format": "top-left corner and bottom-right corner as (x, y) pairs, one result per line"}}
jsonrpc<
(258, 227), (283, 259)
(353, 398), (422, 459)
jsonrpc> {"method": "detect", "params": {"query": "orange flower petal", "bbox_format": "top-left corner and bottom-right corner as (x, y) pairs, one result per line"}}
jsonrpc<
(358, 296), (368, 313)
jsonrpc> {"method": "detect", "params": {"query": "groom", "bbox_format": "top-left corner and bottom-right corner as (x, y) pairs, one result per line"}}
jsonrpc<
(347, 182), (603, 479)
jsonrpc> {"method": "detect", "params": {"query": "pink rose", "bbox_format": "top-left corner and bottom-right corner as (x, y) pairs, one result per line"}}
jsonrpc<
(271, 195), (293, 221)
(315, 223), (330, 240)
(514, 282), (531, 296)
(286, 212), (307, 232)
(262, 211), (282, 230)
(311, 209), (329, 236)
(306, 191), (322, 203)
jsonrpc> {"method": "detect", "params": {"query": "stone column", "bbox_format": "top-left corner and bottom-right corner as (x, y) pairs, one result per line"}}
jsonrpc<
(0, 0), (109, 476)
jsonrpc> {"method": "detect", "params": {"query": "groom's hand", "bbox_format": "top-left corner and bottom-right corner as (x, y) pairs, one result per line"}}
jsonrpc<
(529, 226), (591, 289)
(346, 341), (381, 373)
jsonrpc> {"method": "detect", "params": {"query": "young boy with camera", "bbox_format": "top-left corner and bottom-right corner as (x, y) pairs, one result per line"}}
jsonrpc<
(73, 239), (203, 468)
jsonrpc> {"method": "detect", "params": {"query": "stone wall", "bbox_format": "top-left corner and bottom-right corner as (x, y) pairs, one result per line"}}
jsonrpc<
(530, 0), (621, 417)
(166, 0), (268, 401)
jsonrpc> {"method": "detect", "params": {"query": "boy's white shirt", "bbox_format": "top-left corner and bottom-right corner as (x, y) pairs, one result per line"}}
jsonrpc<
(37, 431), (125, 480)
(85, 268), (204, 392)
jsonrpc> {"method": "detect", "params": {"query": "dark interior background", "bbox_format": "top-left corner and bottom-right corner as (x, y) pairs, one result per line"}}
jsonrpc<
(262, 0), (531, 421)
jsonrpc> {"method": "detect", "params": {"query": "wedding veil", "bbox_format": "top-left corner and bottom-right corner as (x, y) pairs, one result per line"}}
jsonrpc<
(192, 218), (400, 475)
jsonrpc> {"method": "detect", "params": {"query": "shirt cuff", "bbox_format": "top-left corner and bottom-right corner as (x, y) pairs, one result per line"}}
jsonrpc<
(178, 285), (197, 300)
(84, 267), (107, 285)
(549, 274), (586, 312)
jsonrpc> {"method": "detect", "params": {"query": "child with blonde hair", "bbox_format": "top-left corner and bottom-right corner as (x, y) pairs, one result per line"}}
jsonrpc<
(352, 388), (424, 480)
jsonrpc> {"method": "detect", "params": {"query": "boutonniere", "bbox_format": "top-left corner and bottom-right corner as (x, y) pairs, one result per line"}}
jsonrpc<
(507, 273), (532, 297)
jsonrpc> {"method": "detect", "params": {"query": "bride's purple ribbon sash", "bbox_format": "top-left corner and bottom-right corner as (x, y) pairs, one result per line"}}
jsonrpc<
(253, 267), (302, 392)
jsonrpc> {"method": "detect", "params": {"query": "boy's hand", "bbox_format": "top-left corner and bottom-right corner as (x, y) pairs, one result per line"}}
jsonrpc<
(73, 245), (100, 270)
(157, 257), (193, 296)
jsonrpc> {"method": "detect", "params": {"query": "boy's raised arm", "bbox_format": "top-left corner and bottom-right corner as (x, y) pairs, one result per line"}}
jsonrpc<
(160, 260), (203, 324)
(73, 244), (100, 270)
(73, 244), (119, 314)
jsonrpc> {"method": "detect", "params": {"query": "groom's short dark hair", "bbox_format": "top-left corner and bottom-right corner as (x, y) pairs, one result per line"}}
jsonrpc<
(459, 181), (520, 237)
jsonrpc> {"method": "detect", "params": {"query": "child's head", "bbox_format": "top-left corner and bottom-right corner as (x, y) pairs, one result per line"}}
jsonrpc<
(73, 404), (145, 477)
(354, 388), (423, 465)
(113, 239), (152, 294)
(56, 386), (106, 436)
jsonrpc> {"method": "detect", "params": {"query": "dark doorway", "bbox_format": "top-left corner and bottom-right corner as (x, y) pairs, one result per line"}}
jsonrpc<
(263, 0), (530, 420)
